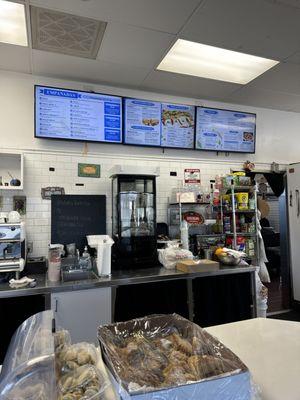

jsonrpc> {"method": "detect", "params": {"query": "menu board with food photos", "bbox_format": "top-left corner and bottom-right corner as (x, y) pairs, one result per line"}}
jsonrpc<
(196, 107), (256, 153)
(124, 98), (161, 146)
(161, 103), (195, 148)
(124, 98), (196, 149)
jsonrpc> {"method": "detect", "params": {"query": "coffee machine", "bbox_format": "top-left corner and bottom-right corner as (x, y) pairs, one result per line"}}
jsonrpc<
(0, 222), (26, 278)
(111, 168), (159, 270)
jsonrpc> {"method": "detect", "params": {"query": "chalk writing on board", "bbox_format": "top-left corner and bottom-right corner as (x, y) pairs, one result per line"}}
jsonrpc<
(51, 195), (106, 251)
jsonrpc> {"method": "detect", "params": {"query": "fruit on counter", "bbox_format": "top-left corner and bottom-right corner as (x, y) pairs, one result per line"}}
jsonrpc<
(215, 247), (224, 256)
(214, 247), (227, 257)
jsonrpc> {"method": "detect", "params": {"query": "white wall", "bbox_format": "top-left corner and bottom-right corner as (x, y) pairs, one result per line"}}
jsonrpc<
(0, 70), (296, 257)
(0, 151), (270, 257)
(0, 70), (299, 164)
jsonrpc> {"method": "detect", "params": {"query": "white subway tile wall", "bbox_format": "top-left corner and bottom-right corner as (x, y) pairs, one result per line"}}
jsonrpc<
(0, 151), (270, 257)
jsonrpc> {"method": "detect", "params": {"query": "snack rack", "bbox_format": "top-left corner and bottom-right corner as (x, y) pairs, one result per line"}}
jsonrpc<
(220, 183), (260, 265)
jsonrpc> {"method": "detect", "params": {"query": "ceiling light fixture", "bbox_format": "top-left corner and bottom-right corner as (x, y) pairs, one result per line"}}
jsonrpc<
(157, 39), (279, 85)
(0, 0), (28, 46)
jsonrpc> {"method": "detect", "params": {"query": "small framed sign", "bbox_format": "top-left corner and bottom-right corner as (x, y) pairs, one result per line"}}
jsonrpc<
(78, 163), (100, 178)
(184, 168), (201, 184)
(41, 186), (65, 200)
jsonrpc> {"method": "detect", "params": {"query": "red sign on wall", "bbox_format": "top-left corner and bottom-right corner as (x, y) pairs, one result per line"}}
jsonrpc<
(183, 212), (204, 225)
(184, 168), (201, 184)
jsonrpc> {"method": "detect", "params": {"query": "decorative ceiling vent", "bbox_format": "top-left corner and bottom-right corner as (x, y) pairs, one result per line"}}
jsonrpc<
(30, 6), (107, 59)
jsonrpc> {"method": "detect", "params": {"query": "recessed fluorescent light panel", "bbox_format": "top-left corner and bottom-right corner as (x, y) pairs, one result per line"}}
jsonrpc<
(0, 0), (27, 46)
(157, 39), (279, 84)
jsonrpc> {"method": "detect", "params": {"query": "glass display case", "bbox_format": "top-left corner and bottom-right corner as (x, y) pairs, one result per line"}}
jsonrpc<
(111, 174), (157, 270)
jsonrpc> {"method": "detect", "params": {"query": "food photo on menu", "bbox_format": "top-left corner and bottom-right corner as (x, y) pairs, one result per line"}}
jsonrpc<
(124, 98), (162, 146)
(161, 103), (195, 149)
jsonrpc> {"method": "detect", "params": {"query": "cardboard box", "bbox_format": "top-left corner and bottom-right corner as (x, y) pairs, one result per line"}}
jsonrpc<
(98, 314), (251, 400)
(176, 259), (220, 272)
(108, 368), (251, 400)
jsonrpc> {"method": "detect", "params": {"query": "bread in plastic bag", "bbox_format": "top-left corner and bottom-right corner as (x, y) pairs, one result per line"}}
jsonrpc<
(158, 242), (193, 269)
(55, 340), (110, 399)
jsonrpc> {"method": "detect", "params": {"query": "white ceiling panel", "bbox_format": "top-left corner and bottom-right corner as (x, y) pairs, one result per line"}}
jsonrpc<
(32, 50), (151, 86)
(224, 86), (300, 112)
(248, 62), (300, 95)
(98, 23), (175, 68)
(0, 43), (31, 73)
(140, 70), (239, 100)
(182, 0), (300, 60)
(29, 0), (201, 33)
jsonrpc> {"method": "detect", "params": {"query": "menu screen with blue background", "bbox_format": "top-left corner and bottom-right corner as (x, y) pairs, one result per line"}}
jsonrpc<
(124, 98), (195, 148)
(35, 86), (122, 143)
(196, 107), (256, 153)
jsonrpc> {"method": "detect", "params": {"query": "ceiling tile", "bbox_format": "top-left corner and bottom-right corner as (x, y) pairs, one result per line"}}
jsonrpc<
(224, 86), (300, 111)
(140, 70), (239, 100)
(29, 0), (200, 33)
(98, 22), (175, 68)
(285, 51), (300, 65)
(0, 43), (31, 73)
(32, 50), (151, 86)
(248, 62), (300, 95)
(182, 0), (300, 60)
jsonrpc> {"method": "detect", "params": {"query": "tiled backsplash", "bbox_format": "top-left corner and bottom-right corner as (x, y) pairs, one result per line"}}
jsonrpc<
(0, 151), (275, 257)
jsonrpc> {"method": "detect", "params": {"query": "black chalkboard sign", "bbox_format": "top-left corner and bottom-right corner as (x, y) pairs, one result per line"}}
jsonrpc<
(51, 195), (106, 252)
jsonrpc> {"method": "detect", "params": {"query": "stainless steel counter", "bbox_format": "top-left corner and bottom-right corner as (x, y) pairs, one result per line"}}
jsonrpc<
(0, 264), (256, 299)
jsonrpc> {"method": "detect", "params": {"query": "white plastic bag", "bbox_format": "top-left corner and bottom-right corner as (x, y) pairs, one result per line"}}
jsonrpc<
(158, 242), (193, 269)
(255, 271), (268, 318)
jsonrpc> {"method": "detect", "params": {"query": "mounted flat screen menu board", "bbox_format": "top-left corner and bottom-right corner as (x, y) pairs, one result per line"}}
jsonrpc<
(35, 85), (122, 143)
(51, 195), (106, 252)
(124, 98), (161, 146)
(195, 107), (256, 153)
(124, 98), (195, 149)
(161, 103), (195, 148)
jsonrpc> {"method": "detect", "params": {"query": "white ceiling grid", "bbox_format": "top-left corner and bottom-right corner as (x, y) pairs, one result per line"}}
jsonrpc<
(1, 0), (300, 111)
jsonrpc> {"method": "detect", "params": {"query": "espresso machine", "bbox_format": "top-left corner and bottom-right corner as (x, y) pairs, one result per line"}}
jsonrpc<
(111, 169), (159, 270)
(0, 222), (26, 278)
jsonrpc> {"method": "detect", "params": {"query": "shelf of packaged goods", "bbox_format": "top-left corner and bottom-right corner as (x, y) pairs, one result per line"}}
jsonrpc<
(221, 186), (254, 194)
(223, 209), (256, 214)
(169, 202), (211, 206)
(225, 232), (257, 237)
(193, 233), (225, 237)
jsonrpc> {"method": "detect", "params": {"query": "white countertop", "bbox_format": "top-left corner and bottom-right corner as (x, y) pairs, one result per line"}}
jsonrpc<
(206, 318), (300, 400)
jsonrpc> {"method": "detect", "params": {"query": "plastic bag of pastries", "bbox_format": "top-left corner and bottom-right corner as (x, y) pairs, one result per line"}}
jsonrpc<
(58, 363), (107, 399)
(55, 341), (110, 399)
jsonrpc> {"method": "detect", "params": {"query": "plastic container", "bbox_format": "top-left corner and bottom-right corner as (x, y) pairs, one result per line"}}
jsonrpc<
(48, 244), (64, 282)
(236, 193), (249, 210)
(257, 299), (268, 318)
(87, 235), (114, 276)
(180, 220), (189, 250)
